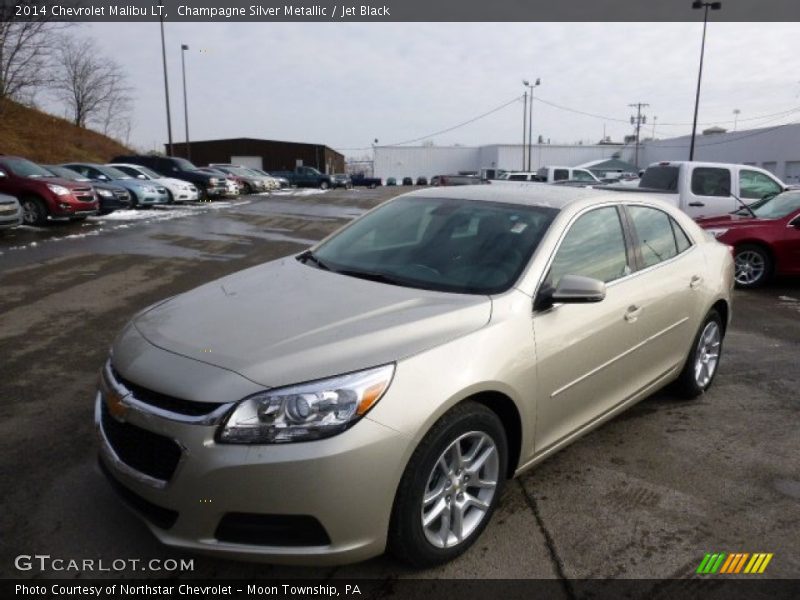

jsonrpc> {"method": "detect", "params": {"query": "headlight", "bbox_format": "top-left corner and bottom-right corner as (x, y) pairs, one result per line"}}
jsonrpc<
(209, 177), (219, 184)
(46, 184), (71, 196)
(141, 185), (157, 193)
(218, 364), (395, 444)
(706, 228), (729, 238)
(96, 188), (113, 198)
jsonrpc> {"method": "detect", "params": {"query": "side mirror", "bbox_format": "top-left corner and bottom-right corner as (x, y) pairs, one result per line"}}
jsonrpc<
(535, 275), (606, 311)
(0, 171), (6, 178)
(137, 174), (146, 179)
(98, 174), (108, 181)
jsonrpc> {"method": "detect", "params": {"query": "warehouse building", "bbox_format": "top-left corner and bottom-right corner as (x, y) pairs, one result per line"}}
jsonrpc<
(169, 138), (345, 173)
(371, 123), (800, 183)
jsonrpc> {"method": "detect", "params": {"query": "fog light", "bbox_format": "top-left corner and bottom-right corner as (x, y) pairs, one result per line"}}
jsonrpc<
(59, 203), (72, 210)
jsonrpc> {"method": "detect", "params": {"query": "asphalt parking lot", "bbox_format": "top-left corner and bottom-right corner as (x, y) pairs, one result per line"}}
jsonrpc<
(1, 186), (798, 583)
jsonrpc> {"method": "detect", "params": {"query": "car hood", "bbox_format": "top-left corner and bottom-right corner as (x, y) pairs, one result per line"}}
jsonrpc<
(696, 214), (770, 228)
(157, 177), (194, 188)
(132, 257), (492, 388)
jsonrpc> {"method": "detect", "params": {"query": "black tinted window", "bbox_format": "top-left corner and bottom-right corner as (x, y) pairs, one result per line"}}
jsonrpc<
(691, 168), (731, 197)
(640, 166), (679, 191)
(554, 169), (569, 181)
(548, 207), (630, 285)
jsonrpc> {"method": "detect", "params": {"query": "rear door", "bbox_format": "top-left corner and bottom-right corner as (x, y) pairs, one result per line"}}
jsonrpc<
(685, 166), (736, 219)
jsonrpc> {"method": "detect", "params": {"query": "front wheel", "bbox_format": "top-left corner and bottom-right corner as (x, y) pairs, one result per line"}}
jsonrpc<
(734, 244), (772, 288)
(21, 197), (48, 226)
(320, 180), (330, 190)
(388, 402), (507, 567)
(674, 309), (724, 399)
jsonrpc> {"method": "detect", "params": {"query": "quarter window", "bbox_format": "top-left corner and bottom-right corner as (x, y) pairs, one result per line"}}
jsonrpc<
(691, 167), (731, 197)
(739, 169), (782, 200)
(548, 207), (630, 286)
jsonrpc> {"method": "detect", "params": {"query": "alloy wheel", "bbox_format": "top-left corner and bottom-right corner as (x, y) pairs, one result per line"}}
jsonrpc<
(421, 431), (499, 549)
(734, 250), (765, 286)
(694, 321), (721, 389)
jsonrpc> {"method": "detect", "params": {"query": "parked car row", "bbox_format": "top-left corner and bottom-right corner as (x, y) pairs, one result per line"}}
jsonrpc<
(0, 153), (304, 228)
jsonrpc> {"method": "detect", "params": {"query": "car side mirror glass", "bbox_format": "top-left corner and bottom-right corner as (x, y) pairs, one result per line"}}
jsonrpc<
(98, 175), (108, 181)
(535, 275), (606, 311)
(137, 174), (146, 179)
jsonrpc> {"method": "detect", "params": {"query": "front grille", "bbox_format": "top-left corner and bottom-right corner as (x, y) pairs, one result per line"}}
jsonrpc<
(156, 187), (167, 194)
(111, 366), (225, 417)
(114, 190), (130, 200)
(99, 459), (179, 529)
(101, 402), (182, 482)
(73, 187), (95, 203)
(215, 513), (331, 547)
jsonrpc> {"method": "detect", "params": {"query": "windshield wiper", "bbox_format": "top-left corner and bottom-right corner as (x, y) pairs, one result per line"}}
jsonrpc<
(296, 249), (331, 271)
(334, 267), (415, 287)
(730, 191), (757, 218)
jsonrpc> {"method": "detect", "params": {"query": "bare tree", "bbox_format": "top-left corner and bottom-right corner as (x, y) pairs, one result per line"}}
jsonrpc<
(52, 35), (133, 129)
(0, 1), (68, 103)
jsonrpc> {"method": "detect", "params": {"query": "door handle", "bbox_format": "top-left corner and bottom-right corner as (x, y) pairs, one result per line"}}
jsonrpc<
(624, 305), (643, 323)
(690, 275), (703, 289)
(688, 202), (705, 207)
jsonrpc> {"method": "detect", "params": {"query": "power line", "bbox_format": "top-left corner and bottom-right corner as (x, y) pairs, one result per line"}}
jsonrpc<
(335, 95), (522, 152)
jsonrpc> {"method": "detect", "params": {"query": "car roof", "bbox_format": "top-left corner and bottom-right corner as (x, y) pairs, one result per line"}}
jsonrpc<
(398, 182), (661, 210)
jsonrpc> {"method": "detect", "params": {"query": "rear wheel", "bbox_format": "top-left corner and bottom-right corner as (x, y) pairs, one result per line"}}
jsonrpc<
(674, 309), (724, 399)
(388, 402), (507, 567)
(21, 196), (47, 226)
(734, 244), (772, 288)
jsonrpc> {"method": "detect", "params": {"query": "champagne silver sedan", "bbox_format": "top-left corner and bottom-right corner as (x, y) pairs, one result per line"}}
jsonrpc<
(96, 185), (734, 566)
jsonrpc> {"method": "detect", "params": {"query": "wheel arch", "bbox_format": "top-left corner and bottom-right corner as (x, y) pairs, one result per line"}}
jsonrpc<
(710, 298), (730, 335)
(459, 391), (522, 480)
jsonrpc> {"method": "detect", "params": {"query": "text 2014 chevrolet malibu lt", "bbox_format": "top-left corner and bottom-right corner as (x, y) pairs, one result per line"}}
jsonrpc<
(97, 186), (733, 566)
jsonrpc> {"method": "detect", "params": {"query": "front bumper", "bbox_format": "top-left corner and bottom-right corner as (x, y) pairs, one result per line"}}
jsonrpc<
(0, 204), (22, 228)
(95, 366), (411, 565)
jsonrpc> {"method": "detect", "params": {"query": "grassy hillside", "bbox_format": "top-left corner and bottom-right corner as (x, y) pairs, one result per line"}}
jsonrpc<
(0, 98), (132, 164)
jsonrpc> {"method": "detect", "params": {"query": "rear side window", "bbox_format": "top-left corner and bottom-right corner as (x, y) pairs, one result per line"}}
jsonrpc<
(640, 166), (679, 191)
(573, 170), (595, 181)
(628, 206), (691, 268)
(691, 167), (731, 197)
(548, 207), (630, 286)
(509, 174), (528, 181)
(554, 169), (569, 181)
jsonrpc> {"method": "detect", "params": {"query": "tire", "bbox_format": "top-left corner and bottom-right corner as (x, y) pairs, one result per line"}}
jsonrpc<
(165, 189), (175, 204)
(733, 244), (772, 288)
(241, 183), (252, 195)
(320, 180), (330, 190)
(21, 196), (48, 226)
(128, 190), (139, 208)
(674, 309), (724, 399)
(388, 402), (507, 567)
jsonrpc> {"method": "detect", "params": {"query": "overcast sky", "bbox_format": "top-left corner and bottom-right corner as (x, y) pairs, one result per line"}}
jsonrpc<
(78, 22), (798, 158)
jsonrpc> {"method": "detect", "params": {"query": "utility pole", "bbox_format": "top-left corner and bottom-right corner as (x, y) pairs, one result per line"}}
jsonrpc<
(652, 115), (658, 139)
(733, 108), (740, 131)
(181, 44), (191, 161)
(629, 102), (649, 170)
(523, 78), (541, 171)
(690, 1), (722, 160)
(158, 0), (173, 156)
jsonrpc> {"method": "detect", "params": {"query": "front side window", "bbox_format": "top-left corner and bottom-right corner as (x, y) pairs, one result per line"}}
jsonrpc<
(628, 206), (682, 268)
(751, 191), (800, 219)
(547, 207), (630, 286)
(313, 196), (557, 294)
(691, 167), (731, 197)
(739, 169), (782, 200)
(572, 170), (595, 182)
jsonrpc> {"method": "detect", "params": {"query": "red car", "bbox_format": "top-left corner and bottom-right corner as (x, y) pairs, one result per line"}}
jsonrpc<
(697, 191), (800, 288)
(0, 156), (98, 225)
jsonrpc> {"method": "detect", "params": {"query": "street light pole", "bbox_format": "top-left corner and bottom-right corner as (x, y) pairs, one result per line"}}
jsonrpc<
(521, 90), (528, 171)
(733, 108), (740, 131)
(524, 78), (541, 171)
(689, 1), (722, 161)
(181, 44), (191, 161)
(158, 0), (173, 156)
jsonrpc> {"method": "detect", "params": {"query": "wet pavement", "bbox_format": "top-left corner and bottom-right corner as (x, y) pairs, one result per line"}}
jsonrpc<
(1, 187), (798, 583)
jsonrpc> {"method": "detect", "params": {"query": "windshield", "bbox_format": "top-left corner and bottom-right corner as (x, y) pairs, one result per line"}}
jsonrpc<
(639, 166), (679, 191)
(134, 165), (162, 179)
(3, 157), (53, 178)
(311, 196), (558, 294)
(43, 165), (88, 181)
(173, 158), (197, 170)
(96, 165), (131, 179)
(751, 191), (800, 219)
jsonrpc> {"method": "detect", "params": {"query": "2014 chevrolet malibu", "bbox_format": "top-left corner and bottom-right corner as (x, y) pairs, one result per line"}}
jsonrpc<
(97, 186), (733, 566)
